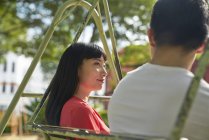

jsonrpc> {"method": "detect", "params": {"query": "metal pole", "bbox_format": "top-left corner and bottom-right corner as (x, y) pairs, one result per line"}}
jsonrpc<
(170, 41), (209, 139)
(27, 0), (119, 125)
(72, 0), (99, 43)
(0, 0), (82, 135)
(0, 25), (56, 135)
(0, 0), (119, 135)
(103, 0), (123, 80)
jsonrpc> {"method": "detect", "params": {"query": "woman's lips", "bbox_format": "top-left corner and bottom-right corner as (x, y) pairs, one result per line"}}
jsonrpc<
(97, 79), (104, 83)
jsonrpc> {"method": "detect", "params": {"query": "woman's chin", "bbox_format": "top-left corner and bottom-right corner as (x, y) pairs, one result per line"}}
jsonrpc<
(94, 85), (103, 91)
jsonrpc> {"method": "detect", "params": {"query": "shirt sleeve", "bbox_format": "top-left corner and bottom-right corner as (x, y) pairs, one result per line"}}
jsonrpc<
(68, 106), (100, 132)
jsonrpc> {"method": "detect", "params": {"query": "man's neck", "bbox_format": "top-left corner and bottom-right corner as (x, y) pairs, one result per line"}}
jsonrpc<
(150, 46), (196, 70)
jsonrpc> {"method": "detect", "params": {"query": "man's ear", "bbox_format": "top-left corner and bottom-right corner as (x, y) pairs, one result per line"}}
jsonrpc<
(196, 43), (206, 53)
(147, 28), (156, 48)
(196, 39), (208, 53)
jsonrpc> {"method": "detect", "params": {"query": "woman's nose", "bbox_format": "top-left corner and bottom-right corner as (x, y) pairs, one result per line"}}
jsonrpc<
(102, 67), (108, 77)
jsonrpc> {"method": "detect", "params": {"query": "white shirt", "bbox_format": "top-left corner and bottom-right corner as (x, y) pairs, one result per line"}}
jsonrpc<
(108, 63), (209, 140)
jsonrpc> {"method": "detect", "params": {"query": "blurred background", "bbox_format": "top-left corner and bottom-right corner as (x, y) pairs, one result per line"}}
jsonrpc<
(0, 0), (208, 139)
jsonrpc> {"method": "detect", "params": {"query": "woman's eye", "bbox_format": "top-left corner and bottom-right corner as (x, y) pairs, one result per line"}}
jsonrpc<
(94, 62), (100, 65)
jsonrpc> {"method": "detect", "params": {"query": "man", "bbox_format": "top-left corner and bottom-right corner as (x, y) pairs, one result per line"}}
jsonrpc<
(108, 0), (209, 139)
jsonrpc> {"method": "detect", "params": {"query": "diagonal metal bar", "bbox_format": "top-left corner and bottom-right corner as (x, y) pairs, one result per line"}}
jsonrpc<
(27, 0), (100, 125)
(27, 0), (119, 126)
(0, 0), (82, 135)
(0, 18), (56, 135)
(72, 0), (99, 43)
(54, 0), (82, 26)
(0, 0), (119, 136)
(103, 0), (123, 80)
(170, 41), (209, 139)
(95, 3), (119, 83)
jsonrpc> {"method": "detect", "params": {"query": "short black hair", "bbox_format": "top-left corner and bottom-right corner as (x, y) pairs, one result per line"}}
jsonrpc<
(150, 0), (209, 50)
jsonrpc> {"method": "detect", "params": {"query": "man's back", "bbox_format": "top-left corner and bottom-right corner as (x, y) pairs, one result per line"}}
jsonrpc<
(108, 63), (209, 139)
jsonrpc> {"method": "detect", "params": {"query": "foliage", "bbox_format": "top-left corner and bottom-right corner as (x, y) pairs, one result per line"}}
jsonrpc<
(106, 44), (151, 93)
(91, 101), (109, 126)
(98, 110), (109, 127)
(24, 98), (46, 124)
(0, 0), (155, 81)
(0, 1), (27, 62)
(3, 126), (11, 133)
(109, 0), (155, 44)
(0, 0), (155, 58)
(119, 44), (151, 67)
(87, 0), (155, 44)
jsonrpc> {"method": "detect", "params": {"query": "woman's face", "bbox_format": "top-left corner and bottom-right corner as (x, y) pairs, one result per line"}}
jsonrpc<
(78, 56), (107, 91)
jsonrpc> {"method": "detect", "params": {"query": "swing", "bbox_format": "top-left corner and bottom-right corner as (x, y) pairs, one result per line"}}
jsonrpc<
(1, 0), (209, 140)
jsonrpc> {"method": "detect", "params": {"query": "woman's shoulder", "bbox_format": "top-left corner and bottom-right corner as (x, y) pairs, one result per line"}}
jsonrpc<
(63, 97), (93, 113)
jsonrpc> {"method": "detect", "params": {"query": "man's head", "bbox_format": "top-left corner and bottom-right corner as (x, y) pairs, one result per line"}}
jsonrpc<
(149, 0), (209, 51)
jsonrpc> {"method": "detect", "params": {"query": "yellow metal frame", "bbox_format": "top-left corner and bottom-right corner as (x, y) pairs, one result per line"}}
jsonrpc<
(1, 0), (209, 140)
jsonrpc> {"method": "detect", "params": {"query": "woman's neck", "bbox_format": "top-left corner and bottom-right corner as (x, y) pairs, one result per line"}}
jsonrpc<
(74, 86), (91, 102)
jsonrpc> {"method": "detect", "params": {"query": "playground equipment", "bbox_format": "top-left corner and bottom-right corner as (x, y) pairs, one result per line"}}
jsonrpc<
(0, 0), (209, 139)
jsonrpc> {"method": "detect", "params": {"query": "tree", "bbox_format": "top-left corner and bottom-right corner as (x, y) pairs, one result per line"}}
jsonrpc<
(103, 0), (154, 44)
(0, 1), (27, 62)
(0, 0), (155, 80)
(106, 44), (151, 94)
(119, 44), (151, 67)
(0, 0), (155, 58)
(24, 98), (46, 124)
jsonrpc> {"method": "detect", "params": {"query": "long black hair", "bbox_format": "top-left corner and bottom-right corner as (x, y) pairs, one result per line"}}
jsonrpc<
(45, 43), (106, 125)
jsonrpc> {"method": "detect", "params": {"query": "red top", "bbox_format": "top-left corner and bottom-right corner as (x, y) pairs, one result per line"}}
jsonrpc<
(60, 96), (110, 138)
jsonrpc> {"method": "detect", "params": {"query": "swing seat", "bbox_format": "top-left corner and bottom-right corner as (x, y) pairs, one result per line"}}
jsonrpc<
(27, 123), (166, 140)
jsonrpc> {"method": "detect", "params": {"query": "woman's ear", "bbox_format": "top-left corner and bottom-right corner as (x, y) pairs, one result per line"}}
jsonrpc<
(147, 28), (156, 48)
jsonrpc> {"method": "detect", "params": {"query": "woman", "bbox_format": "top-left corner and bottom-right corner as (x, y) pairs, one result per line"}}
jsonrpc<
(45, 43), (110, 137)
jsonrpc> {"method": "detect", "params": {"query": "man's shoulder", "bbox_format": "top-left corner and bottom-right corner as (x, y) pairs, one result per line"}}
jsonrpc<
(199, 79), (209, 95)
(126, 63), (149, 75)
(121, 64), (149, 82)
